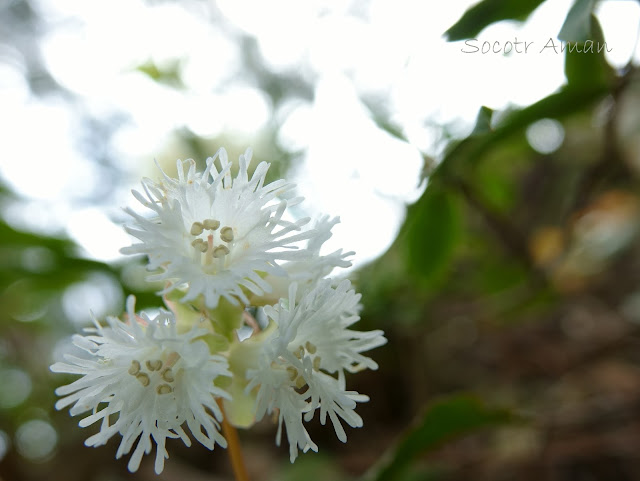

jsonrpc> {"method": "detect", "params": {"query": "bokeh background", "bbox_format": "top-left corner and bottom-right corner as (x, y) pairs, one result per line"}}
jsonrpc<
(2, 0), (640, 480)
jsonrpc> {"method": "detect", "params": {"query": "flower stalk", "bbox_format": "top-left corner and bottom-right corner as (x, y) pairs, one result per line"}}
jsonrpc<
(218, 400), (250, 481)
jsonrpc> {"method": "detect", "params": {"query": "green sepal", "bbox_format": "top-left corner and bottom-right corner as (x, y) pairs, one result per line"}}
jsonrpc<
(196, 332), (230, 354)
(223, 323), (276, 428)
(223, 378), (258, 428)
(214, 372), (233, 390)
(205, 297), (245, 342)
(163, 289), (208, 334)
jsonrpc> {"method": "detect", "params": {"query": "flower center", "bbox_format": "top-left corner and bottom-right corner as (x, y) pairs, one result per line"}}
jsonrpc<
(188, 219), (236, 269)
(127, 352), (181, 395)
(284, 341), (322, 389)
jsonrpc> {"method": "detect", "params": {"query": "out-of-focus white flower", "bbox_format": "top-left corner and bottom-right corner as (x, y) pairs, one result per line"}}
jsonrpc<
(122, 147), (314, 308)
(246, 280), (386, 461)
(284, 215), (354, 288)
(254, 215), (354, 305)
(51, 296), (231, 474)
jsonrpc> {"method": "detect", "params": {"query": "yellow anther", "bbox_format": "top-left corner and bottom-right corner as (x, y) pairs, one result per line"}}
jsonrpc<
(203, 219), (220, 230)
(212, 245), (230, 258)
(162, 368), (174, 382)
(295, 376), (307, 389)
(128, 360), (141, 375)
(305, 341), (317, 354)
(286, 366), (298, 381)
(136, 373), (150, 387)
(156, 384), (173, 395)
(313, 356), (322, 371)
(191, 239), (208, 252)
(190, 222), (204, 236)
(220, 226), (234, 242)
(294, 346), (304, 359)
(146, 360), (163, 371)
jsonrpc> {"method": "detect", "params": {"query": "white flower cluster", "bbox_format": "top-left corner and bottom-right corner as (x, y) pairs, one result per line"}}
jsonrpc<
(52, 148), (386, 474)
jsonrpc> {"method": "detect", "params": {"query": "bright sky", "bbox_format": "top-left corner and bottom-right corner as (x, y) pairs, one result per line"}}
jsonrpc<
(1, 0), (639, 269)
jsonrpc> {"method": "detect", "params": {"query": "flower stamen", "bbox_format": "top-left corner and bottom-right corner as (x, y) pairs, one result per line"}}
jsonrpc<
(156, 384), (173, 395)
(128, 360), (141, 375)
(294, 376), (307, 389)
(286, 366), (298, 381)
(136, 372), (150, 387)
(203, 218), (220, 230)
(190, 222), (204, 236)
(191, 238), (208, 252)
(220, 226), (234, 243)
(213, 245), (230, 258)
(161, 368), (175, 382)
(146, 360), (163, 371)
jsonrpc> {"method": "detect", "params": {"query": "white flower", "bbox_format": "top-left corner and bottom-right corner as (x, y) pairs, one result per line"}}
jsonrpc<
(246, 280), (386, 461)
(122, 147), (315, 308)
(298, 215), (354, 280)
(51, 296), (231, 474)
(255, 216), (354, 305)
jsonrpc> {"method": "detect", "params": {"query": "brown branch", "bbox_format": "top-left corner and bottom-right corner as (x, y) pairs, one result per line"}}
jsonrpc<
(570, 66), (636, 213)
(448, 177), (533, 266)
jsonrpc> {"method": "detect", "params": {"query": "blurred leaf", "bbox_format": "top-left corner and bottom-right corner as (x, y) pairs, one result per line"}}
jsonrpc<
(389, 467), (448, 481)
(444, 0), (547, 41)
(0, 220), (72, 252)
(564, 15), (613, 89)
(0, 218), (162, 315)
(471, 106), (494, 135)
(558, 0), (596, 43)
(475, 159), (517, 212)
(361, 97), (409, 142)
(0, 220), (109, 290)
(367, 394), (515, 481)
(405, 186), (461, 286)
(437, 83), (609, 177)
(478, 86), (607, 149)
(279, 455), (347, 481)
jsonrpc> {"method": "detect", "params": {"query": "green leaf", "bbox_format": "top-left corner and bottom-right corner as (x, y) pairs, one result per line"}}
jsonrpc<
(564, 15), (613, 89)
(366, 394), (515, 481)
(558, 0), (596, 43)
(405, 186), (461, 286)
(444, 0), (547, 41)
